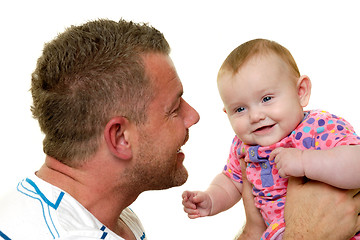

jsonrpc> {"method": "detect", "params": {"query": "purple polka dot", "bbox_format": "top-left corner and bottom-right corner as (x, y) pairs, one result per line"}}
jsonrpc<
(302, 137), (313, 149)
(318, 119), (325, 126)
(337, 125), (344, 131)
(321, 133), (329, 141)
(337, 120), (345, 125)
(295, 132), (303, 140)
(233, 173), (240, 180)
(277, 202), (284, 207)
(307, 117), (315, 124)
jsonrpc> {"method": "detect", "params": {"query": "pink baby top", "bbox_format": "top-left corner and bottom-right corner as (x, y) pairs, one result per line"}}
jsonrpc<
(223, 110), (360, 240)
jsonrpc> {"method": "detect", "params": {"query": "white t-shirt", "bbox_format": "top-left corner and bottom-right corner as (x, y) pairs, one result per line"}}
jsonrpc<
(0, 175), (146, 240)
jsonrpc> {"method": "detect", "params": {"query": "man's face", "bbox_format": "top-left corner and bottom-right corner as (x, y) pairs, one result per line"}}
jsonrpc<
(131, 53), (200, 191)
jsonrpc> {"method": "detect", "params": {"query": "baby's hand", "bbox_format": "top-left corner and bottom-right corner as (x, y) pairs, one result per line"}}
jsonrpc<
(269, 147), (305, 178)
(182, 191), (212, 219)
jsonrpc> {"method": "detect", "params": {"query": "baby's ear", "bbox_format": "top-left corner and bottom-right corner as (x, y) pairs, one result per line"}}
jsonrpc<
(297, 75), (312, 107)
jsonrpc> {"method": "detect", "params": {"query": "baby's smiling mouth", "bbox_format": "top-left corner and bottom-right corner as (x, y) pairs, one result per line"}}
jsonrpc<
(253, 124), (275, 134)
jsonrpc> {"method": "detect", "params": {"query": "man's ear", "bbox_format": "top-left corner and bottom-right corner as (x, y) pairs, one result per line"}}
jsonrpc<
(297, 75), (312, 108)
(104, 116), (132, 160)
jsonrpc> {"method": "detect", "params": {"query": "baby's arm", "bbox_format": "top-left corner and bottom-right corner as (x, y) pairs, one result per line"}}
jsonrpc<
(182, 172), (242, 219)
(270, 145), (360, 189)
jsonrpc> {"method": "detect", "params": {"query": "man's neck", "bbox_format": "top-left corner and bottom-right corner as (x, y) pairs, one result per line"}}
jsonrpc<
(36, 155), (139, 237)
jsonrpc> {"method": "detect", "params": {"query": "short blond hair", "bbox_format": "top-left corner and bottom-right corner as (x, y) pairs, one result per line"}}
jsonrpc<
(218, 39), (300, 80)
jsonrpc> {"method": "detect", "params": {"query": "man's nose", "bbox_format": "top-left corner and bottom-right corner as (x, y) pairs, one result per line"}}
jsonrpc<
(183, 99), (200, 128)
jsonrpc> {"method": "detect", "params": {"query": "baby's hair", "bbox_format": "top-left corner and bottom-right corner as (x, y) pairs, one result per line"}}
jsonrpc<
(218, 38), (300, 80)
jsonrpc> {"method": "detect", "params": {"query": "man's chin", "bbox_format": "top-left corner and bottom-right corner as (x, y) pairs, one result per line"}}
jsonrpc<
(163, 168), (188, 189)
(173, 169), (188, 187)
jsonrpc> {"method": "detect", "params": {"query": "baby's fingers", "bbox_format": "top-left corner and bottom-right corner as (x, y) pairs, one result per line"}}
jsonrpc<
(270, 147), (285, 162)
(183, 207), (200, 219)
(182, 197), (196, 209)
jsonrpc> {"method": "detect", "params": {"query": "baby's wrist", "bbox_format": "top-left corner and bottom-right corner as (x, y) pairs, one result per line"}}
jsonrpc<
(299, 150), (308, 177)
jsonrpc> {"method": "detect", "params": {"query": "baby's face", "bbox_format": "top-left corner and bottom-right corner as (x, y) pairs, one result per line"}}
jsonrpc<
(218, 53), (305, 146)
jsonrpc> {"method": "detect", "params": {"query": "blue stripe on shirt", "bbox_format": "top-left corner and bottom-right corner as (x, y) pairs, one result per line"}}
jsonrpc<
(0, 231), (11, 240)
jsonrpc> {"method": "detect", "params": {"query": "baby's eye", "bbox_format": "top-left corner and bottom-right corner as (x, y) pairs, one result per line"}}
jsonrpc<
(236, 107), (245, 113)
(262, 96), (272, 103)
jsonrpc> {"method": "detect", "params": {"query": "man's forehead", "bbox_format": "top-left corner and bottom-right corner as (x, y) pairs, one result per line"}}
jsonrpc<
(142, 53), (183, 100)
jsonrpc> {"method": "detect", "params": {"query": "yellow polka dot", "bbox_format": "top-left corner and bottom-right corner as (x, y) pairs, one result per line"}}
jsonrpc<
(272, 223), (279, 230)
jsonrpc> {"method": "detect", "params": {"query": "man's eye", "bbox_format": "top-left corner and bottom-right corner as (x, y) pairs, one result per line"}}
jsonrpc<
(263, 96), (272, 102)
(236, 107), (245, 113)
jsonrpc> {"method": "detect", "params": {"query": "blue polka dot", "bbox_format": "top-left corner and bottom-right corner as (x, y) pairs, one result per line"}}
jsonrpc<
(337, 125), (344, 131)
(328, 120), (334, 124)
(277, 202), (284, 207)
(303, 126), (311, 133)
(316, 127), (325, 134)
(318, 119), (325, 126)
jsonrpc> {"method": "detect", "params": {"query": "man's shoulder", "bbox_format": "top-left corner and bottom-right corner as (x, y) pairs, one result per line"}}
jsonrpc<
(0, 176), (146, 239)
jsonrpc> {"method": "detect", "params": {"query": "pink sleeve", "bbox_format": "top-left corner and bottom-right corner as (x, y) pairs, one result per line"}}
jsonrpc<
(223, 136), (243, 183)
(300, 111), (360, 150)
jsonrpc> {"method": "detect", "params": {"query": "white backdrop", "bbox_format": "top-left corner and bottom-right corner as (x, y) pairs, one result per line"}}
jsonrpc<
(1, 1), (360, 239)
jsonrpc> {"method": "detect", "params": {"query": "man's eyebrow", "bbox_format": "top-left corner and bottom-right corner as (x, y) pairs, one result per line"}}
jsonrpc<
(168, 90), (183, 111)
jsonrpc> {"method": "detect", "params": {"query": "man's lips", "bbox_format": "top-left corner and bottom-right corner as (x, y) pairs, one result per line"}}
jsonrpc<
(177, 129), (189, 153)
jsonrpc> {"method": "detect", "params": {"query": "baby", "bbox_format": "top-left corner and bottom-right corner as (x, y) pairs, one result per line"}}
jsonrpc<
(182, 39), (360, 239)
